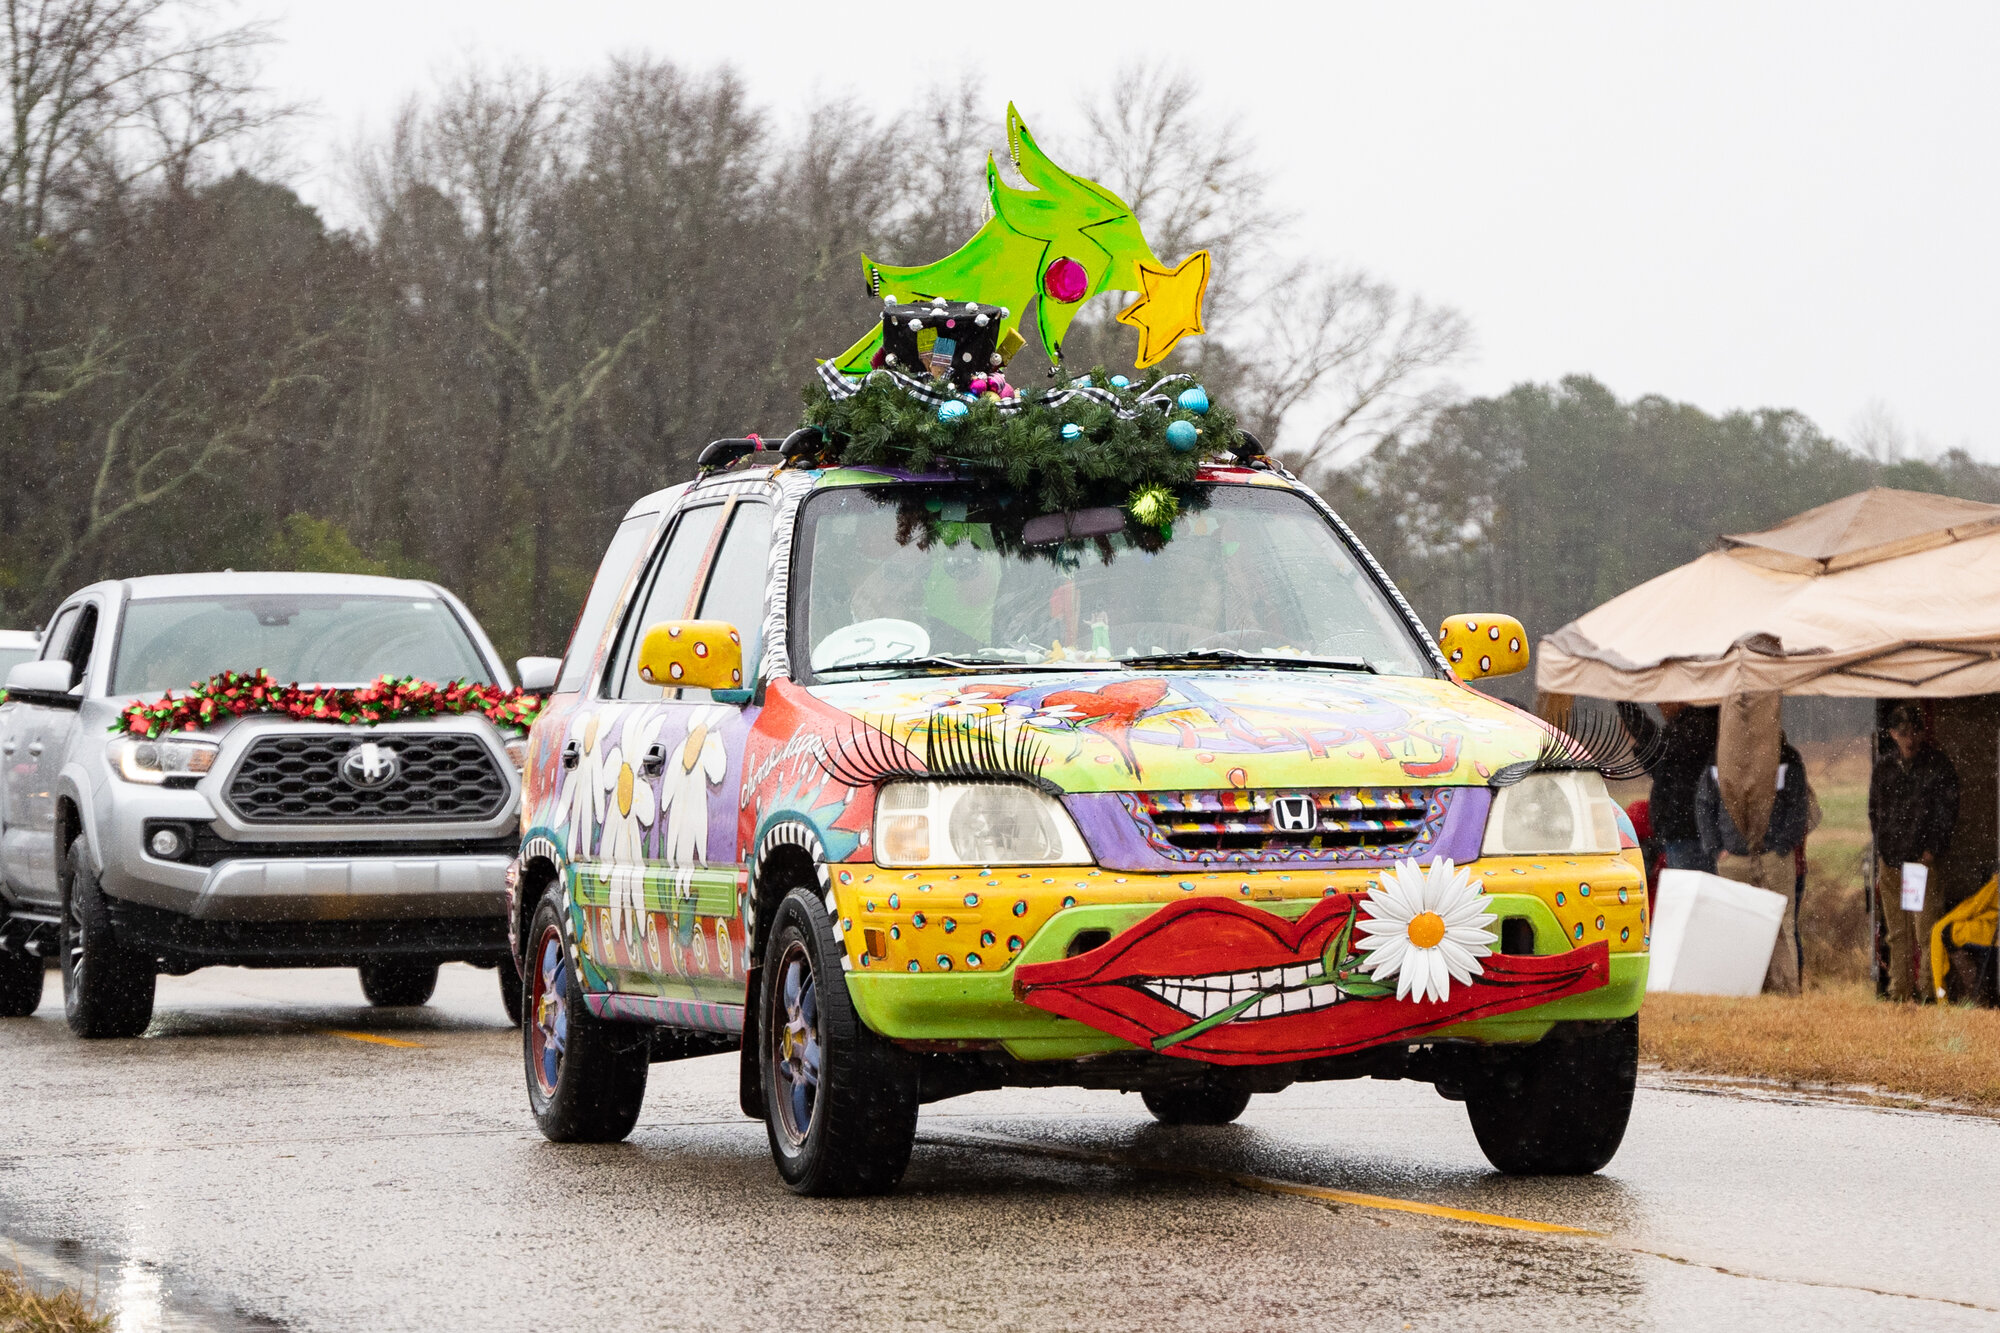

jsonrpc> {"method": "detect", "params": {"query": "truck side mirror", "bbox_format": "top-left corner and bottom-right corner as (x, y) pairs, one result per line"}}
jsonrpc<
(1438, 614), (1529, 681)
(637, 621), (744, 693)
(515, 656), (561, 694)
(4, 659), (81, 707)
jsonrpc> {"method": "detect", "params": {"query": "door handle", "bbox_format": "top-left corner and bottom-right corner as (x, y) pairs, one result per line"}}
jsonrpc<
(640, 743), (666, 776)
(1, 739), (13, 755)
(25, 742), (41, 757)
(561, 740), (580, 770)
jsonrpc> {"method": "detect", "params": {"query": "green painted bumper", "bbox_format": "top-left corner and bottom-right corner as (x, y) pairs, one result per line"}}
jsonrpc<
(844, 893), (1648, 1061)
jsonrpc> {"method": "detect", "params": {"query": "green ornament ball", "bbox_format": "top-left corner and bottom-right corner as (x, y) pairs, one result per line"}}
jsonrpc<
(1166, 420), (1200, 451)
(1177, 386), (1210, 414)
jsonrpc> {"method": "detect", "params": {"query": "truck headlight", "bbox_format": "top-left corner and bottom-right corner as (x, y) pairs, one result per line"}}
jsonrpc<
(115, 736), (220, 785)
(873, 781), (1092, 867)
(1481, 770), (1623, 856)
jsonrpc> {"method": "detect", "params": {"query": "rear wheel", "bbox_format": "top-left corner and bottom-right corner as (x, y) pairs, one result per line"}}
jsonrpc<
(62, 837), (155, 1039)
(524, 889), (647, 1142)
(1463, 1017), (1638, 1174)
(0, 948), (43, 1017)
(1141, 1081), (1253, 1126)
(760, 886), (918, 1196)
(358, 959), (439, 1007)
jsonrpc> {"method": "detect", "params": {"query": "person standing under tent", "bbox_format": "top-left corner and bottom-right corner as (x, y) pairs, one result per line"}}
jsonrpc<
(1869, 702), (1960, 1003)
(1619, 701), (1720, 873)
(1696, 734), (1811, 995)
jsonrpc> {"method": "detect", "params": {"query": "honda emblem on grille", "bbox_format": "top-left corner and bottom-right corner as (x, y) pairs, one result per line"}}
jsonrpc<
(1270, 794), (1318, 833)
(339, 742), (400, 790)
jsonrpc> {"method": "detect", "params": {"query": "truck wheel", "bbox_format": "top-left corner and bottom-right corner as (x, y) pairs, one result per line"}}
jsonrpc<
(357, 959), (439, 1007)
(524, 888), (646, 1142)
(1463, 1017), (1638, 1175)
(498, 951), (523, 1026)
(62, 836), (156, 1039)
(759, 886), (918, 1196)
(0, 948), (43, 1017)
(1141, 1081), (1253, 1126)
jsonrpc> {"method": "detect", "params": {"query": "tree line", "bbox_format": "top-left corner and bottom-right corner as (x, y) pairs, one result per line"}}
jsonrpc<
(4, 2), (1993, 671)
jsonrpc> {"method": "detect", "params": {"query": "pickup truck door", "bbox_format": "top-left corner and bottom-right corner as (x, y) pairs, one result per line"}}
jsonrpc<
(0, 600), (97, 906)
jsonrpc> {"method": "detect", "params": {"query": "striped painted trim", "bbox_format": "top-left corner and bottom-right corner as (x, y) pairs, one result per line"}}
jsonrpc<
(586, 992), (745, 1034)
(747, 820), (829, 954)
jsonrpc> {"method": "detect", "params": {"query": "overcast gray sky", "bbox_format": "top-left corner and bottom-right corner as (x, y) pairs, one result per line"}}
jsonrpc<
(254, 0), (2000, 458)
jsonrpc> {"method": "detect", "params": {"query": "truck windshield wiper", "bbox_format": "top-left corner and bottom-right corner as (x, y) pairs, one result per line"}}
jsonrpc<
(814, 656), (1118, 677)
(1116, 650), (1377, 674)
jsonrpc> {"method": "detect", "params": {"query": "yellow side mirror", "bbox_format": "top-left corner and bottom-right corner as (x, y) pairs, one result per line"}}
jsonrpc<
(1438, 614), (1529, 680)
(637, 620), (744, 690)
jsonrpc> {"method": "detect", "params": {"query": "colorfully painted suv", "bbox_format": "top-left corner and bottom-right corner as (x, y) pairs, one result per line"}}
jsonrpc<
(510, 456), (1648, 1194)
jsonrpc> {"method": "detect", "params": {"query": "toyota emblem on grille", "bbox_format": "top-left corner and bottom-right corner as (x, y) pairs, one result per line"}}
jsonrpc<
(1270, 794), (1318, 833)
(339, 742), (400, 790)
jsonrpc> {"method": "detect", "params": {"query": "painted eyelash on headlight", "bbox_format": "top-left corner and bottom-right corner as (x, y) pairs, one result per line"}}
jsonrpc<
(815, 711), (1056, 793)
(1491, 704), (1664, 787)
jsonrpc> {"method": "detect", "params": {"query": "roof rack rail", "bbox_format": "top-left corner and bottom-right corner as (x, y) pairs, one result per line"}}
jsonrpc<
(697, 436), (770, 472)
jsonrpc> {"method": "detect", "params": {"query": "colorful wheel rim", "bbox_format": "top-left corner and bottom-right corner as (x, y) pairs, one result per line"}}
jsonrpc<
(770, 939), (821, 1151)
(529, 924), (569, 1099)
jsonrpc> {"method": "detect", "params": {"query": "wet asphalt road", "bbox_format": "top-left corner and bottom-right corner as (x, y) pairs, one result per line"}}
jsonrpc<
(1, 965), (1995, 1332)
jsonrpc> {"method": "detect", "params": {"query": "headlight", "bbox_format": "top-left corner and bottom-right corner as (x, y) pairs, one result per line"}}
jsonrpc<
(115, 736), (220, 785)
(873, 781), (1092, 867)
(1482, 770), (1622, 856)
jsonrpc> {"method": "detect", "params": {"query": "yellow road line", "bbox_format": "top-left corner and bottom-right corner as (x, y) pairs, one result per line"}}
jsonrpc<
(320, 1029), (425, 1049)
(929, 1129), (1592, 1236)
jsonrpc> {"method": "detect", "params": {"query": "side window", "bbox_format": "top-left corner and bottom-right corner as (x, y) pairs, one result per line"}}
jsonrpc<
(690, 503), (774, 700)
(63, 605), (98, 689)
(611, 504), (725, 700)
(39, 608), (79, 665)
(556, 513), (662, 695)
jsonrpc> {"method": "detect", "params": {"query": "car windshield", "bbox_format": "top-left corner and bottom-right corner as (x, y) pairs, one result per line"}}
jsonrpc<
(112, 595), (492, 694)
(794, 483), (1432, 680)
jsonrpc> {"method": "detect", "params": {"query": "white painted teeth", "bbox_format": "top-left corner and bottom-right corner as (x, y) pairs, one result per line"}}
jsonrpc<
(1140, 966), (1348, 1020)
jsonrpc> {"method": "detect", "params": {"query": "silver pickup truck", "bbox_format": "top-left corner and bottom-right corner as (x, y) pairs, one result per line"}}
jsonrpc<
(0, 572), (530, 1037)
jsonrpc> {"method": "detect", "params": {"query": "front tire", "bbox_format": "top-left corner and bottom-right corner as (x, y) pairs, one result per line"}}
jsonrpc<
(1463, 1017), (1638, 1175)
(62, 836), (156, 1039)
(358, 959), (440, 1007)
(1141, 1081), (1253, 1126)
(760, 886), (918, 1196)
(0, 948), (43, 1017)
(524, 888), (647, 1142)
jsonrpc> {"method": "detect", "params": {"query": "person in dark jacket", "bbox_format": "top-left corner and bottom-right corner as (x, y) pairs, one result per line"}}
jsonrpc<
(1869, 703), (1960, 1002)
(1696, 736), (1811, 994)
(1619, 701), (1719, 872)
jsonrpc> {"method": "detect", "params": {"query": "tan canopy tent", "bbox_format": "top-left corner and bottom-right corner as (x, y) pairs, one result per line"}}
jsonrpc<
(1538, 487), (2000, 702)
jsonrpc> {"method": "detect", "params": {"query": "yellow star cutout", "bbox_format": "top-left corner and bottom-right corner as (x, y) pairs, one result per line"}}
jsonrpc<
(1116, 249), (1211, 367)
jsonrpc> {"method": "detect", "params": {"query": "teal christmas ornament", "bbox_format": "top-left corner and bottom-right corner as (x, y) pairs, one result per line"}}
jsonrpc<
(936, 399), (969, 423)
(1110, 375), (1131, 388)
(1166, 420), (1199, 451)
(1060, 423), (1082, 441)
(1177, 386), (1210, 414)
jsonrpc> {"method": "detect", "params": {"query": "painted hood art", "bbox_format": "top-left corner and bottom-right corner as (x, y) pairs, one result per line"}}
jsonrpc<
(804, 669), (1549, 793)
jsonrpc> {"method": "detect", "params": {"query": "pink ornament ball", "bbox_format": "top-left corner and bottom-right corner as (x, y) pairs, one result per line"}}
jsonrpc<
(1043, 257), (1088, 304)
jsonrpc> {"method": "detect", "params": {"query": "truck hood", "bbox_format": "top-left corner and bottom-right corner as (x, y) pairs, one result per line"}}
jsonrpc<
(802, 669), (1545, 793)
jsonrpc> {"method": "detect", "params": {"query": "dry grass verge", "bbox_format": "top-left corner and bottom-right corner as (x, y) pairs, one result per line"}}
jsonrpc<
(0, 1266), (108, 1332)
(1642, 985), (2000, 1110)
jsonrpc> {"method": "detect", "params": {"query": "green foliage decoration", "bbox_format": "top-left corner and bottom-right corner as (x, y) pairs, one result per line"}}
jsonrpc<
(801, 368), (1246, 517)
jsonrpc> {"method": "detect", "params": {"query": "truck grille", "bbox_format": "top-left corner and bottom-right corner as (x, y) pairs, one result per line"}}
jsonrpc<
(226, 732), (509, 824)
(1118, 787), (1454, 866)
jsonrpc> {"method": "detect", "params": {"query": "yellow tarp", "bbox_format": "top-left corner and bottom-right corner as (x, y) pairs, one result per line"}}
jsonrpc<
(1932, 877), (1997, 1002)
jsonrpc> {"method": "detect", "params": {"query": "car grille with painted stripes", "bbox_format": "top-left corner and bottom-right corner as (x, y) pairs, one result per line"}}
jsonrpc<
(226, 732), (509, 823)
(1119, 787), (1451, 865)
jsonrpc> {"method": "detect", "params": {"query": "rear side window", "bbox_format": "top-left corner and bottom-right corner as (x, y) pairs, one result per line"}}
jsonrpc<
(555, 513), (662, 695)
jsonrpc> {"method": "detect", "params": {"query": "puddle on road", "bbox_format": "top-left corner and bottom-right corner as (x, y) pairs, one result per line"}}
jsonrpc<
(5, 1225), (285, 1332)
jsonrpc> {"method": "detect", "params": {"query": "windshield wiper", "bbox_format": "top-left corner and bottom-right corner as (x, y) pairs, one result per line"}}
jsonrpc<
(815, 655), (1117, 676)
(1117, 650), (1377, 674)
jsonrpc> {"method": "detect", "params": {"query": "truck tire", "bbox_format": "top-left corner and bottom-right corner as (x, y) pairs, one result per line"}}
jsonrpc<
(357, 959), (439, 1007)
(0, 948), (43, 1017)
(498, 951), (523, 1026)
(1463, 1017), (1638, 1175)
(1141, 1081), (1253, 1126)
(524, 887), (647, 1142)
(62, 836), (156, 1039)
(759, 886), (919, 1196)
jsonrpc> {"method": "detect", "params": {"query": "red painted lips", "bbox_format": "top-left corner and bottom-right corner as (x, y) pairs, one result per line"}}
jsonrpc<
(1014, 894), (1609, 1066)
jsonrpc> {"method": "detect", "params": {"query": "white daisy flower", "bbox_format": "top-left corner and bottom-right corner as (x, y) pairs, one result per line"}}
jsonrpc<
(1355, 857), (1498, 1004)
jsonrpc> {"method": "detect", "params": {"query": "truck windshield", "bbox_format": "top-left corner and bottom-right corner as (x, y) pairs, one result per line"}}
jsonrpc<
(794, 483), (1432, 680)
(111, 595), (493, 694)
